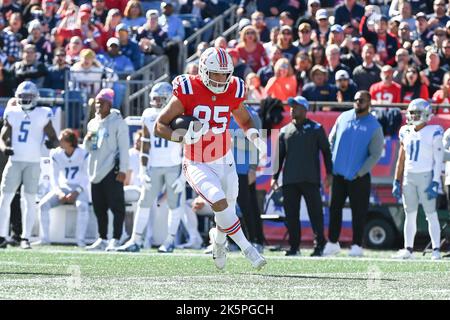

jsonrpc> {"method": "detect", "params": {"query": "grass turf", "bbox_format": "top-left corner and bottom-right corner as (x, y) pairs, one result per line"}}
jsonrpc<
(0, 246), (449, 300)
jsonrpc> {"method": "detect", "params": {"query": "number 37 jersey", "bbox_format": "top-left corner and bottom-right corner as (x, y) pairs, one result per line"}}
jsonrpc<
(173, 74), (246, 163)
(4, 105), (52, 163)
(399, 124), (444, 173)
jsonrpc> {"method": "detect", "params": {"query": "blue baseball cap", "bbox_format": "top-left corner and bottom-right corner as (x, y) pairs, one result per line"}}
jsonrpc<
(115, 23), (130, 33)
(287, 96), (309, 110)
(330, 24), (343, 33)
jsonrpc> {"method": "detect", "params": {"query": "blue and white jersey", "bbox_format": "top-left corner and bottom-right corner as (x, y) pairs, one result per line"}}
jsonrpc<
(141, 107), (182, 167)
(50, 146), (89, 189)
(399, 124), (444, 174)
(4, 105), (52, 163)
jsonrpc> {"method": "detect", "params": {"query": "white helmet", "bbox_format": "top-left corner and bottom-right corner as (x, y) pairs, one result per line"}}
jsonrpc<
(149, 82), (172, 109)
(15, 81), (39, 111)
(406, 98), (432, 126)
(199, 47), (234, 94)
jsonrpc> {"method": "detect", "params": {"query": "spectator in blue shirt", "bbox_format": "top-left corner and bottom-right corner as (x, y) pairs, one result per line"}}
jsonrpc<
(333, 0), (365, 29)
(159, 1), (185, 42)
(44, 48), (69, 91)
(302, 65), (337, 102)
(136, 10), (169, 65)
(115, 23), (143, 70)
(122, 0), (147, 29)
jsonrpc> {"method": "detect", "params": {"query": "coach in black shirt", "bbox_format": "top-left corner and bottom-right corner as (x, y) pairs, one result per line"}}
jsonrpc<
(272, 96), (332, 256)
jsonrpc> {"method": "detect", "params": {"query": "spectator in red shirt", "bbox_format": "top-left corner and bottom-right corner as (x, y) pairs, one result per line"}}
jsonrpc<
(237, 25), (269, 73)
(100, 8), (122, 51)
(400, 65), (429, 103)
(265, 57), (298, 102)
(432, 71), (450, 105)
(369, 65), (401, 104)
(104, 0), (128, 14)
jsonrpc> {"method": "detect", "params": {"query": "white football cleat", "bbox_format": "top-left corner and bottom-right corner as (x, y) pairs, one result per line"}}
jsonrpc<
(431, 250), (441, 260)
(20, 239), (31, 249)
(243, 245), (267, 270)
(392, 249), (414, 259)
(105, 239), (120, 252)
(31, 239), (50, 246)
(177, 236), (203, 249)
(158, 236), (175, 253)
(86, 238), (108, 251)
(348, 244), (364, 257)
(322, 242), (341, 256)
(209, 228), (227, 270)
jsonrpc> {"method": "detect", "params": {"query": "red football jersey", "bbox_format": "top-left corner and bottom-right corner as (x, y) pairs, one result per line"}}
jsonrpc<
(369, 81), (401, 103)
(173, 74), (246, 162)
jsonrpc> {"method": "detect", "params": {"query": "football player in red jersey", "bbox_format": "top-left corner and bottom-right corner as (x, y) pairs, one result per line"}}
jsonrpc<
(155, 47), (267, 270)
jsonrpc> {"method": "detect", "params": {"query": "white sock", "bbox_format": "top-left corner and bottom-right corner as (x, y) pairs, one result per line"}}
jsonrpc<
(75, 201), (89, 242)
(404, 210), (417, 249)
(425, 212), (441, 250)
(168, 206), (184, 236)
(214, 202), (251, 251)
(0, 192), (15, 238)
(183, 205), (201, 241)
(38, 204), (51, 242)
(132, 206), (151, 245)
(22, 193), (38, 239)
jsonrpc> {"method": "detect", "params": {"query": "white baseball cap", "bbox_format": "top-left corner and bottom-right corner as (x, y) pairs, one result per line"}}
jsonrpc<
(107, 37), (120, 47)
(335, 69), (350, 81)
(316, 9), (328, 20)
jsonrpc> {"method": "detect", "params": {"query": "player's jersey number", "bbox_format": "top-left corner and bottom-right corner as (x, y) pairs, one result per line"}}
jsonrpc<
(192, 105), (229, 135)
(408, 140), (420, 162)
(65, 166), (79, 180)
(18, 121), (31, 142)
(154, 137), (169, 148)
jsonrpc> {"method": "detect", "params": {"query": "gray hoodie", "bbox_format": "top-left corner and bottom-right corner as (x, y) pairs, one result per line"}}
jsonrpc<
(84, 111), (129, 184)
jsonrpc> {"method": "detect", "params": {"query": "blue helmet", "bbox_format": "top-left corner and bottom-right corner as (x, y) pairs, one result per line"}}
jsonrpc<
(406, 98), (432, 126)
(149, 82), (173, 109)
(15, 81), (39, 111)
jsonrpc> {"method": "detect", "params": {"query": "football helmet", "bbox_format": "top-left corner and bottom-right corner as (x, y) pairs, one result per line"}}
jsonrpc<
(149, 82), (172, 109)
(406, 98), (432, 126)
(199, 47), (234, 94)
(15, 81), (39, 111)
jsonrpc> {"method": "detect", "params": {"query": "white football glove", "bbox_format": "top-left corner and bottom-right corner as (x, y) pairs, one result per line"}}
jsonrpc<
(138, 166), (152, 190)
(171, 174), (186, 194)
(247, 128), (268, 167)
(183, 121), (209, 145)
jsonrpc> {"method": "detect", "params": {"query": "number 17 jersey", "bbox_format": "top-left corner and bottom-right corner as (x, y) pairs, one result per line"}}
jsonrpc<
(172, 74), (246, 163)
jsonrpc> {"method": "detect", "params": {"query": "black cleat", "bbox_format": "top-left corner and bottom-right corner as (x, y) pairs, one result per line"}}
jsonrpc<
(285, 249), (300, 256)
(310, 246), (324, 257)
(0, 237), (8, 249)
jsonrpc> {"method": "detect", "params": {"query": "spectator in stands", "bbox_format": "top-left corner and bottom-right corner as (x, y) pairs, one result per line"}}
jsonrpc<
(341, 37), (363, 71)
(392, 0), (416, 32)
(294, 51), (312, 91)
(251, 11), (270, 43)
(353, 43), (381, 91)
(400, 64), (429, 103)
(369, 65), (401, 104)
(184, 61), (198, 75)
(1, 0), (21, 18)
(6, 12), (27, 41)
(236, 0), (282, 30)
(122, 0), (146, 29)
(257, 46), (282, 87)
(0, 60), (14, 97)
(428, 0), (450, 30)
(335, 69), (358, 103)
(432, 71), (450, 105)
(84, 88), (129, 252)
(421, 50), (446, 96)
(1, 21), (21, 68)
(393, 48), (410, 83)
(397, 22), (413, 47)
(272, 95), (332, 257)
(324, 90), (384, 257)
(263, 26), (279, 57)
(237, 25), (269, 73)
(277, 25), (299, 65)
(265, 57), (298, 102)
(334, 0), (365, 28)
(79, 9), (103, 53)
(308, 42), (326, 67)
(360, 13), (399, 66)
(294, 22), (314, 54)
(136, 10), (168, 65)
(279, 11), (295, 30)
(190, 41), (209, 66)
(214, 37), (228, 50)
(41, 0), (59, 34)
(100, 8), (122, 51)
(115, 23), (142, 70)
(431, 27), (447, 52)
(104, 0), (128, 13)
(302, 65), (337, 102)
(325, 44), (351, 85)
(8, 44), (47, 88)
(246, 72), (267, 102)
(328, 24), (346, 49)
(69, 48), (117, 101)
(439, 38), (450, 69)
(414, 12), (434, 46)
(388, 17), (400, 39)
(22, 20), (53, 65)
(66, 36), (83, 66)
(411, 39), (427, 69)
(314, 8), (330, 46)
(295, 0), (320, 31)
(227, 49), (252, 80)
(159, 1), (185, 42)
(44, 48), (69, 91)
(92, 0), (108, 27)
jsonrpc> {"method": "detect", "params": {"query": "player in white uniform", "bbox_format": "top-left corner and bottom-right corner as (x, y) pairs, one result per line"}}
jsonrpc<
(392, 98), (444, 260)
(118, 82), (186, 253)
(0, 81), (58, 249)
(34, 129), (90, 247)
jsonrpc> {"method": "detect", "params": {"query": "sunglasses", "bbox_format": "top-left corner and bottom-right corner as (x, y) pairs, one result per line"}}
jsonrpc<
(282, 31), (292, 35)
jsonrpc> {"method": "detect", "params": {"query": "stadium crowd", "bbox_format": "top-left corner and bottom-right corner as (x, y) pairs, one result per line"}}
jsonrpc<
(0, 0), (450, 259)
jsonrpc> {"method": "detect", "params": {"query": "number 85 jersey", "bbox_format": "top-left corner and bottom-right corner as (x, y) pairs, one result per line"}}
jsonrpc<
(173, 74), (246, 163)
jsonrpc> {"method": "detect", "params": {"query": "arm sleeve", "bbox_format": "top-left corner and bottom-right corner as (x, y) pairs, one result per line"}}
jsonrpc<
(318, 126), (333, 175)
(50, 155), (62, 192)
(273, 131), (286, 181)
(357, 126), (385, 177)
(117, 119), (130, 173)
(328, 119), (339, 153)
(432, 129), (444, 183)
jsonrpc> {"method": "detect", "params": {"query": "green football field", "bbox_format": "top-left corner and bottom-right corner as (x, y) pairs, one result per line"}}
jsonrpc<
(0, 246), (449, 300)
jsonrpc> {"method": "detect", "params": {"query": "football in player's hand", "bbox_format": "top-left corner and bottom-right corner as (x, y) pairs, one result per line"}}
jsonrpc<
(170, 115), (202, 141)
